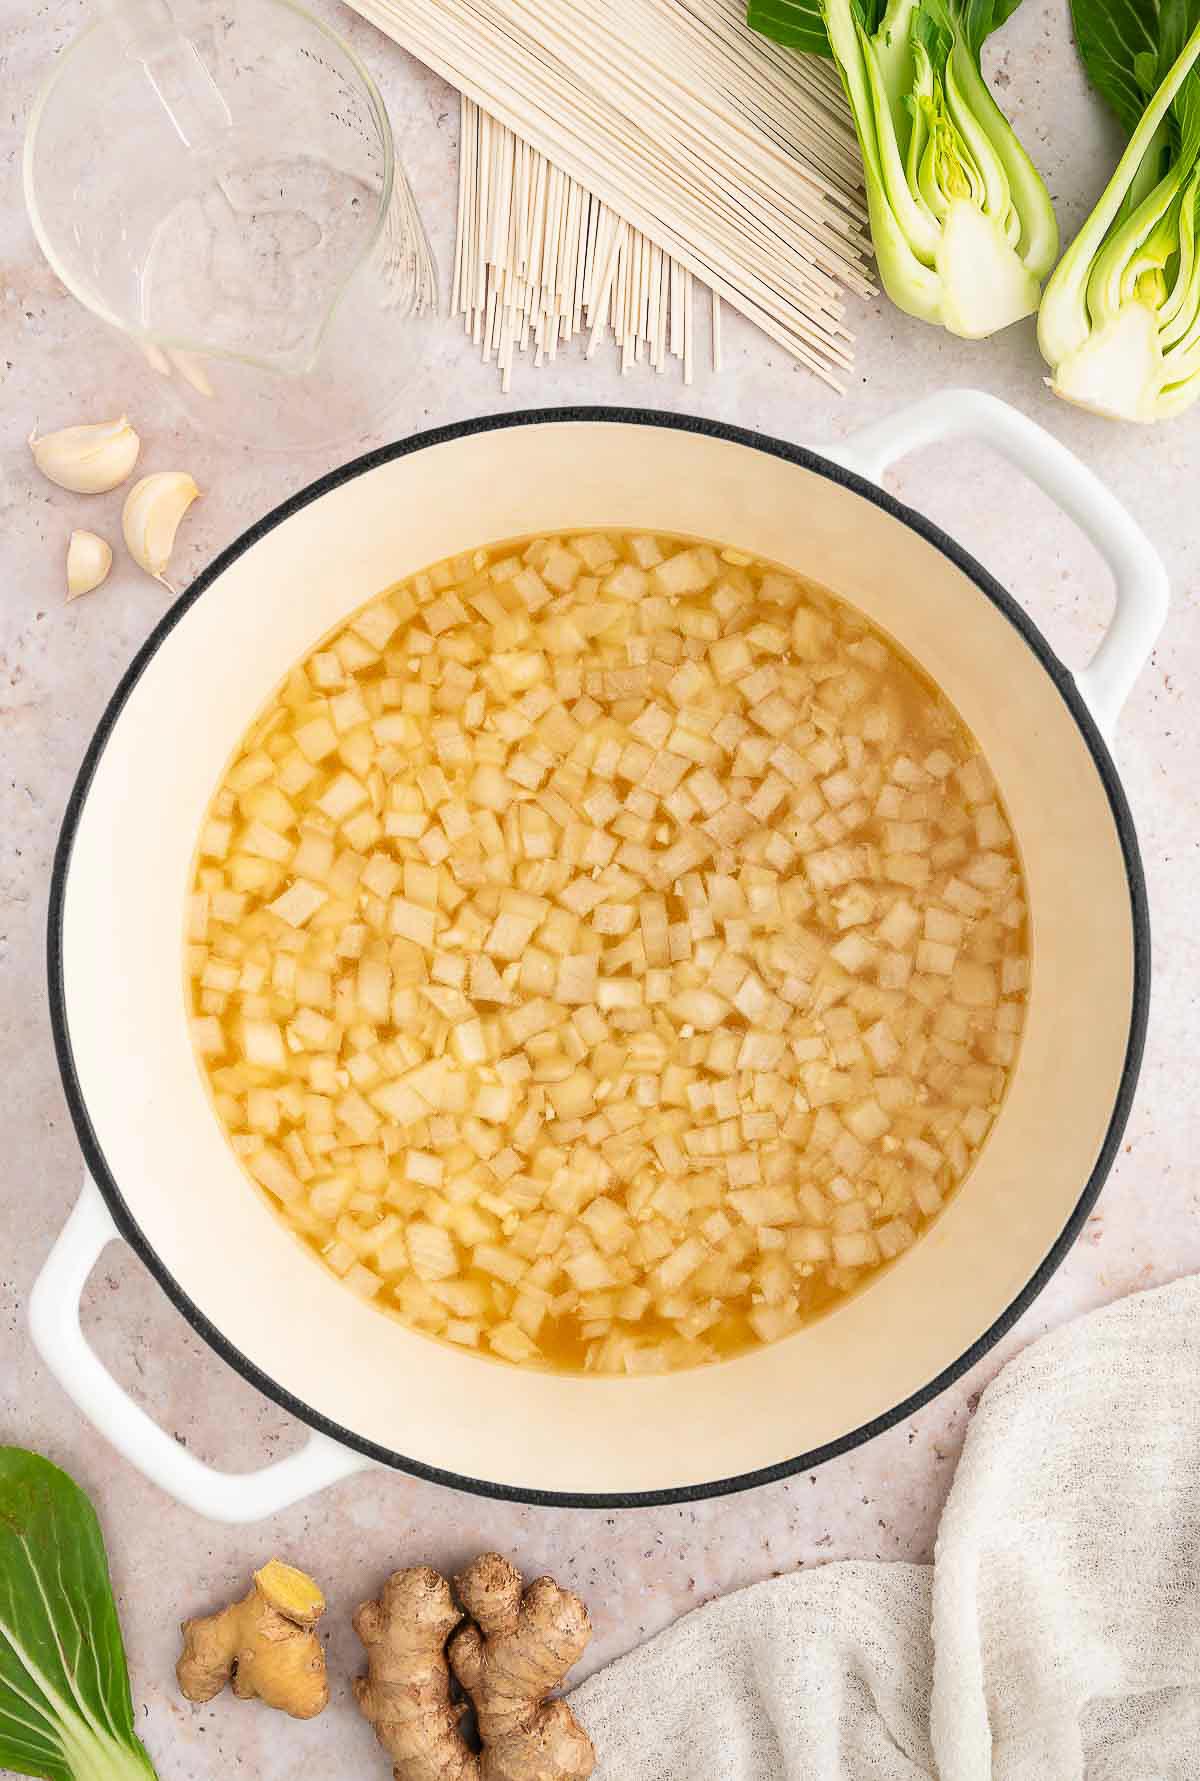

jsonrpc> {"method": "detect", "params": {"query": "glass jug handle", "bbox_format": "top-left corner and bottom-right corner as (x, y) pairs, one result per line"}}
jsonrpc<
(109, 0), (232, 152)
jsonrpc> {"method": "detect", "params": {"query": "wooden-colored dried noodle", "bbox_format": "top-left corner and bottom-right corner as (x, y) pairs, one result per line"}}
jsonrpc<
(347, 0), (869, 386)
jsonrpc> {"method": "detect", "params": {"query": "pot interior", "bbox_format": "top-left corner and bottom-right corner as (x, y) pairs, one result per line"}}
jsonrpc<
(57, 417), (1140, 1499)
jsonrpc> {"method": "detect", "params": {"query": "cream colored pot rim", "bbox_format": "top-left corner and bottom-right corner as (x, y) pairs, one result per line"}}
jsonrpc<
(46, 407), (1151, 1508)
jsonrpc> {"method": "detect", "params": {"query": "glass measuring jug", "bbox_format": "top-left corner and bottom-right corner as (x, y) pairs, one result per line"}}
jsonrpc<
(24, 0), (436, 448)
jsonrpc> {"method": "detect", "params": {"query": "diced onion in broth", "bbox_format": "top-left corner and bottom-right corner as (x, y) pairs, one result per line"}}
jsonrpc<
(187, 531), (1030, 1374)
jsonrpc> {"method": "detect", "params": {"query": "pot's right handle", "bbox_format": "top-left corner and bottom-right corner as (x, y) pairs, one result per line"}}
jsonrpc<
(29, 1175), (375, 1522)
(821, 388), (1168, 740)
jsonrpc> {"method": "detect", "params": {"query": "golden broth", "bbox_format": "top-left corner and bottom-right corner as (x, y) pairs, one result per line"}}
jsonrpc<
(186, 530), (1029, 1374)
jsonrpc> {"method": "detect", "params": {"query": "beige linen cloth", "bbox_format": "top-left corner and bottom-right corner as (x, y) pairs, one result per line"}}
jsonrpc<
(572, 1276), (1200, 1779)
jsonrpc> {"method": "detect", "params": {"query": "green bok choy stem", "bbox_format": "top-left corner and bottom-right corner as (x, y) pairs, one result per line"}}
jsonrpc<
(749, 0), (1058, 336)
(1039, 10), (1200, 420)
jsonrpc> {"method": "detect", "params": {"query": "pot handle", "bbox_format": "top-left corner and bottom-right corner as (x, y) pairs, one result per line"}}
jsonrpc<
(29, 1175), (375, 1522)
(821, 388), (1168, 739)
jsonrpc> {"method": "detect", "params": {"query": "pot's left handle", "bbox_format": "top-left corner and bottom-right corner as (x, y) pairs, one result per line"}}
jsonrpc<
(820, 388), (1168, 740)
(29, 1176), (375, 1522)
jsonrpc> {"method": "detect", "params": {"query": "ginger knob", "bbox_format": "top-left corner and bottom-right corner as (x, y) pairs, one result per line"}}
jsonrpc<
(353, 1567), (474, 1781)
(354, 1554), (595, 1781)
(450, 1555), (595, 1781)
(177, 1558), (329, 1719)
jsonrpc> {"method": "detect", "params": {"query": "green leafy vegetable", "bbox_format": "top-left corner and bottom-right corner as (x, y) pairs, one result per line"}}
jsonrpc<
(0, 1448), (158, 1781)
(747, 0), (833, 56)
(1038, 0), (1200, 419)
(748, 0), (1058, 335)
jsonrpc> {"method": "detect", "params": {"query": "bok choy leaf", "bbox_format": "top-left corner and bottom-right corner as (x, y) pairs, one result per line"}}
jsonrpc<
(748, 0), (1059, 335)
(1038, 0), (1200, 419)
(0, 1448), (159, 1781)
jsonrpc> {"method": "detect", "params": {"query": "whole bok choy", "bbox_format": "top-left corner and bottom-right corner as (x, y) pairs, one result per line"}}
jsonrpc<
(1039, 0), (1200, 420)
(748, 0), (1059, 336)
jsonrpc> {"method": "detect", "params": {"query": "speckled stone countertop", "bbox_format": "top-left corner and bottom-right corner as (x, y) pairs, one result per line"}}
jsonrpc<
(2, 1), (1197, 1775)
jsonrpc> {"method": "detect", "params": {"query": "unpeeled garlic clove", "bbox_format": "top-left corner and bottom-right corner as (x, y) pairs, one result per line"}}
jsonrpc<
(122, 472), (200, 588)
(29, 417), (141, 494)
(66, 530), (113, 602)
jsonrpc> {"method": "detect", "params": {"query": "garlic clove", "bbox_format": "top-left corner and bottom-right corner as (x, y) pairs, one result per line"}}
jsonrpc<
(122, 472), (201, 588)
(29, 417), (141, 494)
(66, 530), (113, 602)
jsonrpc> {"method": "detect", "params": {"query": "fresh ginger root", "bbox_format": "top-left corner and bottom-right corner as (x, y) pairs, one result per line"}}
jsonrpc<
(177, 1558), (329, 1719)
(353, 1568), (475, 1781)
(354, 1555), (595, 1781)
(450, 1555), (595, 1781)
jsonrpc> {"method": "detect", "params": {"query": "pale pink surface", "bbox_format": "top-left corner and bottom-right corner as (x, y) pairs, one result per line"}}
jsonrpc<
(1, 3), (1197, 1777)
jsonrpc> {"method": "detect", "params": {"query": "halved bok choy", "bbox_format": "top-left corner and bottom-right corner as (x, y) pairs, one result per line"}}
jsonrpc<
(1039, 0), (1200, 420)
(749, 0), (1059, 336)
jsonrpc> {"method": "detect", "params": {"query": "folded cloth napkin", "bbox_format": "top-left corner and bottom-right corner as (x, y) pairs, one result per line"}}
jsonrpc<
(572, 1275), (1200, 1779)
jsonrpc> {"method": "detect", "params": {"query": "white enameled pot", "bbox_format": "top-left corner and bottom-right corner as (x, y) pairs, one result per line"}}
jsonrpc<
(33, 390), (1166, 1522)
